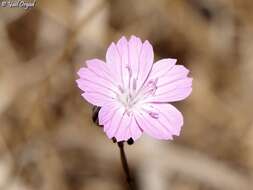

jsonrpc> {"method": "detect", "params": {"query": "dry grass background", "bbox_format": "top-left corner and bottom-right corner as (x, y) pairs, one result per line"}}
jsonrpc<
(0, 0), (253, 189)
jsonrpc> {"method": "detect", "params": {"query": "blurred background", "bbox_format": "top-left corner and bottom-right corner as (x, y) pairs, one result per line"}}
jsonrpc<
(1, 0), (253, 189)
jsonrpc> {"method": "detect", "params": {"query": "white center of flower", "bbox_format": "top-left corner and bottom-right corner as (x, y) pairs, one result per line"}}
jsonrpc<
(117, 77), (158, 114)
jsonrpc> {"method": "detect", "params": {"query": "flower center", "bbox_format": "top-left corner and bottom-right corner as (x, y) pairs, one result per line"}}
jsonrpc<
(117, 77), (158, 113)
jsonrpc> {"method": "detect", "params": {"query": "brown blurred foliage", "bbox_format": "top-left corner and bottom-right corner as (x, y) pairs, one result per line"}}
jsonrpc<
(1, 0), (253, 190)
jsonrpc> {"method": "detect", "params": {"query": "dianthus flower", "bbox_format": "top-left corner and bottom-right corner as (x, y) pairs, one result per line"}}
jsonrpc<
(76, 36), (192, 142)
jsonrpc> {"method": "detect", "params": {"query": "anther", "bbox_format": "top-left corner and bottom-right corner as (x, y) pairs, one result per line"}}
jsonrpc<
(118, 85), (124, 93)
(149, 111), (159, 119)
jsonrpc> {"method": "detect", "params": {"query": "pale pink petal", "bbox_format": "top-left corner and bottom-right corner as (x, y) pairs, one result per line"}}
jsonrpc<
(76, 78), (117, 97)
(134, 110), (173, 140)
(86, 59), (118, 85)
(116, 36), (130, 88)
(102, 112), (142, 141)
(155, 78), (192, 95)
(106, 42), (123, 86)
(76, 59), (122, 106)
(146, 64), (192, 102)
(146, 103), (184, 136)
(78, 60), (119, 93)
(81, 92), (115, 107)
(149, 58), (177, 79)
(136, 40), (154, 89)
(128, 36), (142, 77)
(128, 36), (142, 91)
(113, 115), (143, 141)
(98, 102), (121, 126)
(104, 107), (125, 139)
(129, 118), (143, 141)
(113, 114), (132, 141)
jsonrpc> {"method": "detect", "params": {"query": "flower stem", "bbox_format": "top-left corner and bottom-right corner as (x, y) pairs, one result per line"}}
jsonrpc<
(117, 142), (134, 190)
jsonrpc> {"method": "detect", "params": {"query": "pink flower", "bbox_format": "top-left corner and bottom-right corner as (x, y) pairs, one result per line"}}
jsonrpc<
(76, 36), (192, 142)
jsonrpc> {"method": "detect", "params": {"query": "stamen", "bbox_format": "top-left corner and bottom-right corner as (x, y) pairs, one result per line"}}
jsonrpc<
(126, 64), (132, 77)
(149, 87), (157, 96)
(126, 65), (133, 91)
(127, 111), (132, 117)
(149, 111), (159, 119)
(149, 78), (158, 95)
(143, 78), (159, 96)
(117, 77), (159, 113)
(147, 78), (158, 88)
(133, 78), (137, 90)
(118, 85), (124, 93)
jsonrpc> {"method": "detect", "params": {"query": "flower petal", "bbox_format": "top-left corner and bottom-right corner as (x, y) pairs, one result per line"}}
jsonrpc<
(101, 106), (143, 141)
(145, 103), (184, 136)
(149, 58), (177, 79)
(129, 118), (143, 141)
(106, 42), (123, 87)
(76, 59), (121, 106)
(81, 92), (115, 107)
(105, 36), (154, 92)
(128, 35), (142, 78)
(98, 102), (121, 126)
(76, 78), (117, 97)
(86, 59), (118, 85)
(116, 36), (131, 89)
(146, 64), (192, 102)
(134, 109), (173, 140)
(104, 107), (125, 139)
(113, 113), (132, 141)
(136, 40), (154, 89)
(114, 115), (143, 141)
